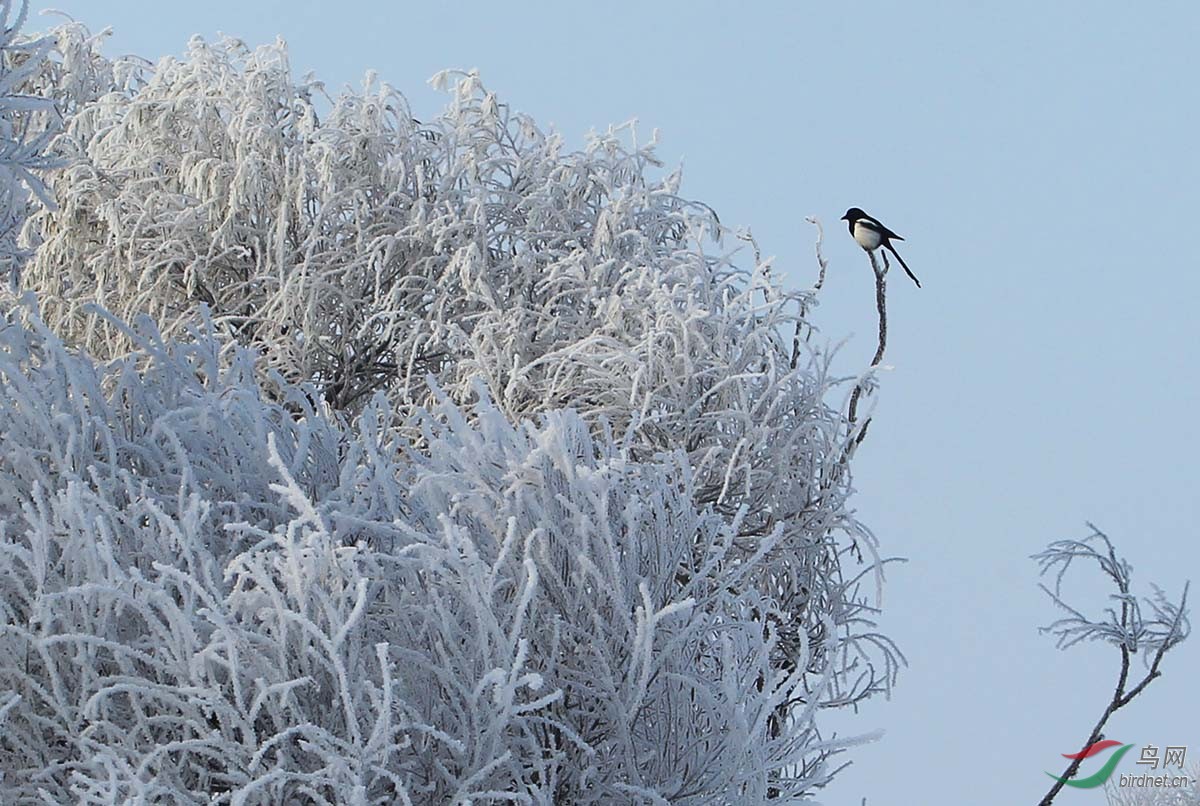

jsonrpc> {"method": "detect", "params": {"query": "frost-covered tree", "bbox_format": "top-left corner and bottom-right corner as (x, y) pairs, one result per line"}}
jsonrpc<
(1, 18), (901, 803)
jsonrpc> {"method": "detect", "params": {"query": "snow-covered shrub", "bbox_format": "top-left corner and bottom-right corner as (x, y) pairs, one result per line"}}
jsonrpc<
(0, 299), (859, 803)
(4, 20), (901, 800)
(0, 0), (60, 282)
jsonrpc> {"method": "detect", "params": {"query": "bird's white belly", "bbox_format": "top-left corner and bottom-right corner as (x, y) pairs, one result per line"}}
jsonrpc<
(853, 222), (882, 250)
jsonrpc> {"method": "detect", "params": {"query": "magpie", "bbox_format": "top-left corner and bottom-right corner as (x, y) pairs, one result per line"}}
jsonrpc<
(841, 207), (921, 288)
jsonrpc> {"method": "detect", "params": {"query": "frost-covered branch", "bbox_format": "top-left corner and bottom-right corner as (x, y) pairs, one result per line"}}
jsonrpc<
(791, 217), (827, 371)
(846, 249), (888, 449)
(0, 0), (61, 283)
(1034, 526), (1191, 806)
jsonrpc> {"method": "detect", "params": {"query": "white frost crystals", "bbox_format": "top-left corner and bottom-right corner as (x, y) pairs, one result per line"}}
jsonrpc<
(0, 0), (59, 283)
(0, 305), (860, 802)
(0, 13), (898, 804)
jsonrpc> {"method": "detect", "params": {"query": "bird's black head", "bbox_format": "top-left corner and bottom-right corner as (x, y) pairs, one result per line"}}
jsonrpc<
(841, 207), (866, 222)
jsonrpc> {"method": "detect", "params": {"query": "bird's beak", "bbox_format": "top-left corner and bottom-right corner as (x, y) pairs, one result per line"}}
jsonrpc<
(840, 214), (849, 221)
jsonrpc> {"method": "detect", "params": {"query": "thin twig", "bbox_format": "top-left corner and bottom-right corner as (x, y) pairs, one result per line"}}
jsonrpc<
(804, 216), (829, 294)
(793, 217), (829, 370)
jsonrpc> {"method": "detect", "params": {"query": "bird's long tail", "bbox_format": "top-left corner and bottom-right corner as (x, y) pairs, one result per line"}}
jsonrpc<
(886, 243), (921, 288)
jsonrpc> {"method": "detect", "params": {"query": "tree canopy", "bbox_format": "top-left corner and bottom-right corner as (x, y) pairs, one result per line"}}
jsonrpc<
(0, 11), (897, 803)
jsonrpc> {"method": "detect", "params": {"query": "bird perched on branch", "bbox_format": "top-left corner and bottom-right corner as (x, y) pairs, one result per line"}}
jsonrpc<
(841, 207), (921, 288)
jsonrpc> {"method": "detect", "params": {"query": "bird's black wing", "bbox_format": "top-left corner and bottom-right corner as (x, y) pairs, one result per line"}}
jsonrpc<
(861, 215), (904, 241)
(857, 216), (884, 233)
(874, 218), (904, 241)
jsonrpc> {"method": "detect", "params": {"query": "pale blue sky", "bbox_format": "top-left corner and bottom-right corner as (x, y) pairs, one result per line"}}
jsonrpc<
(32, 2), (1200, 803)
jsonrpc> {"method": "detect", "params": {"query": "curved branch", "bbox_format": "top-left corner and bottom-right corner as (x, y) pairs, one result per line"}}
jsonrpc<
(1035, 529), (1191, 805)
(793, 217), (829, 370)
(847, 250), (888, 445)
